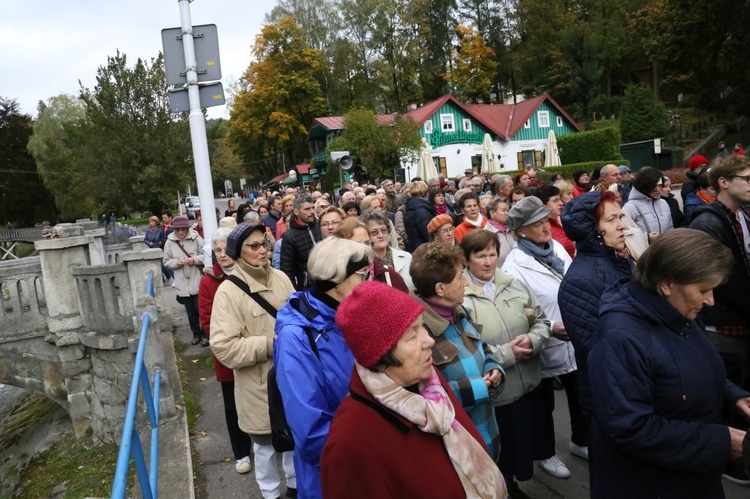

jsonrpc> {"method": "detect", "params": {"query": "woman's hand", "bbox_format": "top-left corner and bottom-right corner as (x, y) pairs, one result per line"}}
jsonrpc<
(736, 397), (750, 419)
(484, 368), (503, 388)
(729, 427), (747, 459)
(185, 257), (194, 266)
(552, 322), (569, 341)
(509, 335), (533, 361)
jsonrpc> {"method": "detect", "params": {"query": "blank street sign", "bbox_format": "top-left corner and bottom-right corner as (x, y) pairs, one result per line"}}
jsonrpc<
(162, 24), (222, 85)
(168, 82), (226, 113)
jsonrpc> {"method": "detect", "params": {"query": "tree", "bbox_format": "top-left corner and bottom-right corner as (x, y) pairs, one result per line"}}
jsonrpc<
(30, 52), (193, 219)
(207, 119), (247, 196)
(327, 109), (422, 182)
(447, 25), (498, 103)
(0, 97), (57, 226)
(28, 94), (96, 220)
(228, 17), (327, 179)
(619, 84), (668, 142)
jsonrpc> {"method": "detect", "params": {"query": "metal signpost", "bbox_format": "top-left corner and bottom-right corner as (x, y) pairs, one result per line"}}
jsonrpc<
(162, 1), (224, 262)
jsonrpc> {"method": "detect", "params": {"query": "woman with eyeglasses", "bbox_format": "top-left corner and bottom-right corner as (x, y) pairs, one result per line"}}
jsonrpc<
(210, 223), (297, 499)
(485, 198), (515, 268)
(274, 237), (373, 499)
(427, 214), (456, 245)
(622, 166), (674, 242)
(409, 242), (505, 461)
(360, 209), (414, 290)
(163, 215), (208, 346)
(318, 206), (345, 238)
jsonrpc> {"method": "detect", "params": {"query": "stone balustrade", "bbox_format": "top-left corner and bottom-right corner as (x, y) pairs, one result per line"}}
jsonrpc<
(0, 257), (47, 342)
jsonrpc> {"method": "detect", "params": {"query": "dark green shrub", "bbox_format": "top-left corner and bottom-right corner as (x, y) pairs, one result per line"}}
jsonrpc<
(620, 84), (669, 143)
(558, 127), (624, 164)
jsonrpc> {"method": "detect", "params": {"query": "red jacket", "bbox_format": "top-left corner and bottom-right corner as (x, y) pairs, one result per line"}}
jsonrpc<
(198, 263), (234, 382)
(550, 217), (575, 259)
(573, 184), (587, 198)
(321, 368), (488, 498)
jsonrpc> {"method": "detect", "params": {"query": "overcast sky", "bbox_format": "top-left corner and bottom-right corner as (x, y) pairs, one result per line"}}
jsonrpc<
(0, 0), (279, 119)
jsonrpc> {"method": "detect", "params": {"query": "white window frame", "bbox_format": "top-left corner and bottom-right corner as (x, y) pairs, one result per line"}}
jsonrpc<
(440, 113), (455, 132)
(463, 119), (472, 132)
(524, 120), (531, 129)
(424, 120), (433, 134)
(538, 111), (550, 128)
(556, 116), (564, 127)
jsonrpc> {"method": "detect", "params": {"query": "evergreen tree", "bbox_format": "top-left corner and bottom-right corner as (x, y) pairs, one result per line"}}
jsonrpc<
(619, 84), (668, 142)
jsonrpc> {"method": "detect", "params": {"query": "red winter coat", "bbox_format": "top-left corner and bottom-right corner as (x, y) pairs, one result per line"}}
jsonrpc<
(198, 263), (234, 382)
(550, 217), (575, 259)
(321, 368), (488, 498)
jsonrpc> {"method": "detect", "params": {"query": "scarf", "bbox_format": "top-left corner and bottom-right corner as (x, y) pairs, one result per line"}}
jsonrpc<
(696, 189), (715, 204)
(517, 237), (566, 277)
(356, 364), (506, 498)
(487, 219), (508, 233)
(465, 215), (485, 228)
(377, 246), (395, 268)
(435, 203), (448, 215)
(467, 270), (496, 300)
(422, 296), (455, 323)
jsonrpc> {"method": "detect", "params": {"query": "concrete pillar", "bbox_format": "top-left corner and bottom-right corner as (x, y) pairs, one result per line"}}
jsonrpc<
(35, 225), (90, 335)
(121, 249), (173, 332)
(129, 235), (146, 251)
(35, 224), (94, 439)
(86, 228), (107, 265)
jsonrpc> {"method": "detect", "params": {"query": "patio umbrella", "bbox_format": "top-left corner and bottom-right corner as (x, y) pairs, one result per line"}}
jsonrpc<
(481, 133), (499, 174)
(544, 130), (561, 168)
(417, 138), (439, 181)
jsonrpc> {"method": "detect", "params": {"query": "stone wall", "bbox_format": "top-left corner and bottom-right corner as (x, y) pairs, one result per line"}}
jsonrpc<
(0, 222), (175, 443)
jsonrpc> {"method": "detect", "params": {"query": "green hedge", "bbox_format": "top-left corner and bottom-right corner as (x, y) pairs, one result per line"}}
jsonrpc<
(558, 127), (624, 164)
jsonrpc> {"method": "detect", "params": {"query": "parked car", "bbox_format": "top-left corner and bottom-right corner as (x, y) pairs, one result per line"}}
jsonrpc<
(185, 196), (200, 219)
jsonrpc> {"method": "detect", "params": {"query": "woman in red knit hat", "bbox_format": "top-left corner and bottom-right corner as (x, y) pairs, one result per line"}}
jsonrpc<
(322, 282), (506, 499)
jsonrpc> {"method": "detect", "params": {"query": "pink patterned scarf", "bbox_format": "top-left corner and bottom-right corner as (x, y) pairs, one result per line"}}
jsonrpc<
(356, 363), (506, 498)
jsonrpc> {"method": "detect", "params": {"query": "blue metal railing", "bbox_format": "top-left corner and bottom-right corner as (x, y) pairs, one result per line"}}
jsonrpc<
(112, 271), (161, 499)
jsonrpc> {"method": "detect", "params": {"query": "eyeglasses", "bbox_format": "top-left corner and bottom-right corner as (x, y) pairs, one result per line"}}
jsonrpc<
(729, 175), (750, 184)
(243, 241), (268, 251)
(437, 227), (454, 236)
(369, 227), (388, 237)
(354, 269), (372, 280)
(320, 220), (341, 228)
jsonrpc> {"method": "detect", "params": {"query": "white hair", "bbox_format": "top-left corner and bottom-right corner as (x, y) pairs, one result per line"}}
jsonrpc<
(211, 227), (234, 248)
(307, 237), (372, 284)
(244, 211), (260, 223)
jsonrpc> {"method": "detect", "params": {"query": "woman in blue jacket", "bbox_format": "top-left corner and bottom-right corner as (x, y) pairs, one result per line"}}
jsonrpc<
(589, 229), (750, 498)
(558, 190), (633, 413)
(273, 237), (371, 499)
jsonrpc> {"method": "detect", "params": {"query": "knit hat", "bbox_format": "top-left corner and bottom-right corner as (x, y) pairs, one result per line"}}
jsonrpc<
(506, 196), (552, 232)
(219, 217), (237, 229)
(171, 215), (191, 229)
(688, 154), (709, 171)
(573, 169), (589, 184)
(336, 281), (424, 368)
(225, 222), (266, 260)
(427, 214), (453, 235)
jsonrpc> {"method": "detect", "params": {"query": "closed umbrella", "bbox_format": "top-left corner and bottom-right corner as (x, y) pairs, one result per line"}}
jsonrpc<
(481, 133), (499, 174)
(417, 138), (439, 180)
(544, 130), (561, 168)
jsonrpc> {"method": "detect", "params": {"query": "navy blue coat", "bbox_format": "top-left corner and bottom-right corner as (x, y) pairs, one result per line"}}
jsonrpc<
(404, 196), (436, 253)
(558, 192), (633, 411)
(588, 279), (749, 499)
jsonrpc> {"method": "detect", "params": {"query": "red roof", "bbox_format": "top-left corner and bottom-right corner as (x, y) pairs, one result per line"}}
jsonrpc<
(268, 173), (288, 184)
(310, 93), (582, 140)
(295, 164), (310, 174)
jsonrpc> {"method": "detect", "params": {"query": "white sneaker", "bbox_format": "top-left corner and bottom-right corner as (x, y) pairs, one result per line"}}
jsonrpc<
(536, 455), (571, 479)
(569, 441), (589, 460)
(235, 456), (252, 474)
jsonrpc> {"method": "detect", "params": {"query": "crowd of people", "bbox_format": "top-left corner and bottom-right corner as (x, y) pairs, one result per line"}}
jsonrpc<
(147, 154), (750, 499)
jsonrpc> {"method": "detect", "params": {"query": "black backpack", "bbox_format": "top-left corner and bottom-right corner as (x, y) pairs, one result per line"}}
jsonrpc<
(227, 275), (319, 453)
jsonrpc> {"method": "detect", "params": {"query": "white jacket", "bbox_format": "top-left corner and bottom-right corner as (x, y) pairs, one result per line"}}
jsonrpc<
(501, 240), (577, 378)
(391, 248), (414, 291)
(622, 188), (673, 237)
(163, 230), (204, 297)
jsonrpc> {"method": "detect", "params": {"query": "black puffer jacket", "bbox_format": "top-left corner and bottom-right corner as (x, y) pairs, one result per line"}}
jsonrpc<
(690, 202), (750, 327)
(558, 191), (634, 411)
(280, 215), (322, 290)
(680, 169), (699, 205)
(404, 197), (436, 253)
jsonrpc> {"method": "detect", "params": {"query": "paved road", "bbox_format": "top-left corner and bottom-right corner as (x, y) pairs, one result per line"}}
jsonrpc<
(164, 254), (747, 499)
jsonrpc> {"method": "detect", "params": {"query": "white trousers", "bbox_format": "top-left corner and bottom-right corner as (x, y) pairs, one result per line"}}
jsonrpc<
(253, 442), (296, 499)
